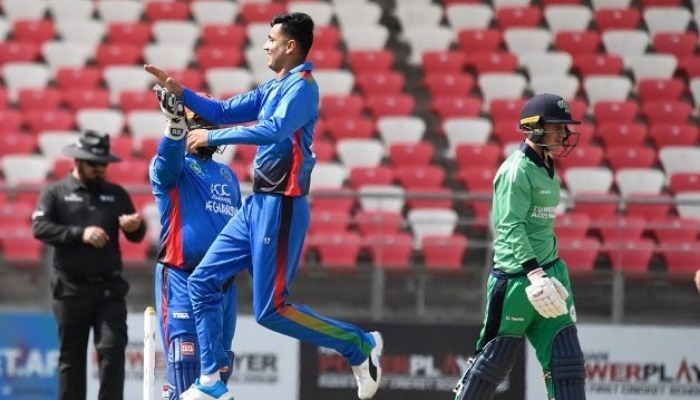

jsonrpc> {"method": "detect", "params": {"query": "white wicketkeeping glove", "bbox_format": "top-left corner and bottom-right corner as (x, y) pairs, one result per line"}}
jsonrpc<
(153, 84), (187, 140)
(525, 268), (569, 318)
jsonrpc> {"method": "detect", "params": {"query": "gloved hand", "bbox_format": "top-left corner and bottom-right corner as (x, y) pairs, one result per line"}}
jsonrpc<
(525, 267), (569, 318)
(153, 84), (187, 140)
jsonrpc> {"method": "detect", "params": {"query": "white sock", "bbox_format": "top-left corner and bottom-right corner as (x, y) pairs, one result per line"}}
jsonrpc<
(199, 373), (220, 387)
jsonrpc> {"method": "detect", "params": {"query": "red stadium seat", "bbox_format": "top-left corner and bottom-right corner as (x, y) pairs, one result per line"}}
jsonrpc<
(679, 56), (700, 79)
(119, 90), (159, 113)
(144, 1), (190, 22)
(354, 210), (404, 236)
(95, 43), (142, 67)
(311, 232), (362, 273)
(0, 110), (24, 133)
(355, 72), (406, 96)
(311, 188), (356, 215)
(17, 88), (62, 112)
(12, 19), (55, 45)
(312, 139), (335, 162)
(110, 135), (134, 160)
(195, 45), (244, 70)
(348, 166), (395, 189)
(200, 24), (246, 47)
(119, 236), (151, 268)
(490, 118), (520, 145)
(573, 54), (623, 78)
(456, 166), (495, 192)
(388, 142), (434, 167)
(313, 25), (341, 49)
(648, 216), (699, 242)
(106, 22), (152, 46)
(624, 194), (672, 221)
(422, 51), (466, 75)
(658, 240), (700, 275)
(495, 6), (542, 28)
(472, 51), (519, 74)
(394, 165), (445, 190)
(489, 98), (527, 123)
(554, 31), (601, 56)
(642, 101), (692, 125)
(309, 209), (352, 235)
(55, 66), (102, 90)
(651, 32), (697, 59)
(555, 145), (604, 173)
(51, 158), (74, 180)
(572, 193), (619, 217)
(603, 238), (655, 274)
(63, 88), (111, 112)
(364, 233), (414, 272)
(23, 110), (75, 135)
(106, 159), (150, 185)
(307, 48), (344, 69)
(649, 123), (698, 148)
(557, 237), (600, 274)
(597, 123), (648, 148)
(637, 78), (684, 104)
(167, 69), (204, 91)
(348, 50), (395, 74)
(593, 101), (639, 124)
(0, 41), (41, 64)
(593, 215), (646, 242)
(325, 117), (375, 141)
(455, 143), (503, 169)
(594, 8), (640, 31)
(0, 134), (37, 158)
(320, 95), (365, 119)
(421, 234), (468, 274)
(423, 73), (475, 98)
(640, 0), (682, 6)
(0, 231), (43, 269)
(555, 212), (592, 240)
(430, 96), (482, 120)
(669, 172), (700, 194)
(365, 94), (415, 118)
(604, 146), (656, 171)
(457, 29), (503, 57)
(239, 3), (285, 24)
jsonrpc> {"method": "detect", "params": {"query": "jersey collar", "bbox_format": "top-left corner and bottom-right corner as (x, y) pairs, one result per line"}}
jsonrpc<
(519, 142), (554, 178)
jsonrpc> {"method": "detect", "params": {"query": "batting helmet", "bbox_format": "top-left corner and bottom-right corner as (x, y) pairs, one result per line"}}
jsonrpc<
(519, 93), (581, 156)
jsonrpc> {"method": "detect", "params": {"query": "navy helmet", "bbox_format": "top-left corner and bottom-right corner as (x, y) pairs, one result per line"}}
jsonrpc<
(519, 93), (581, 156)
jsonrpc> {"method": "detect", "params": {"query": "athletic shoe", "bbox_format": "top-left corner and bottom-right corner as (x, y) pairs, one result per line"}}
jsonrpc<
(352, 331), (383, 399)
(181, 379), (234, 400)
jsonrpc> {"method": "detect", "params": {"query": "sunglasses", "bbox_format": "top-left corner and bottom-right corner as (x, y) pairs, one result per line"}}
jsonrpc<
(84, 160), (108, 168)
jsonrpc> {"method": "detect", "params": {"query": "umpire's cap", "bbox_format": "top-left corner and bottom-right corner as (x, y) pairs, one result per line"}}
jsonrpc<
(62, 130), (121, 163)
(519, 93), (581, 129)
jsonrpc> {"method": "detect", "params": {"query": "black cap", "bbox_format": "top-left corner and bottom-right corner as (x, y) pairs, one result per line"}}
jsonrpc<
(519, 93), (581, 128)
(62, 130), (121, 163)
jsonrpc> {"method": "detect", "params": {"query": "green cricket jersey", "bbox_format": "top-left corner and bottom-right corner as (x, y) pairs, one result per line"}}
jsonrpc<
(492, 143), (560, 274)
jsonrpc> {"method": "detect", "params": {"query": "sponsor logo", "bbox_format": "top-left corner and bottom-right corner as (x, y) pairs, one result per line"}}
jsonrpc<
(99, 195), (115, 202)
(220, 167), (233, 182)
(180, 342), (195, 356)
(190, 162), (202, 174)
(64, 193), (83, 202)
(171, 312), (190, 319)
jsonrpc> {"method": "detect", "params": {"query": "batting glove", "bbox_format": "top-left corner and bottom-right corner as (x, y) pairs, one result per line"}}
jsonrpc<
(525, 268), (569, 318)
(153, 85), (187, 140)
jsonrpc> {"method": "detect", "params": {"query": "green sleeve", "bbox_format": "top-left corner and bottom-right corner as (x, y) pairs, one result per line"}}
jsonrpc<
(494, 164), (537, 267)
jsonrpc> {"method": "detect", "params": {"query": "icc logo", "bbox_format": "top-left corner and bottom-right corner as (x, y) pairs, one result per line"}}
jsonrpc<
(211, 184), (230, 196)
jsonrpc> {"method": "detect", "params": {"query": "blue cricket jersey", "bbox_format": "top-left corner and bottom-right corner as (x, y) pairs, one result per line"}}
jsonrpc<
(181, 62), (318, 197)
(149, 137), (241, 272)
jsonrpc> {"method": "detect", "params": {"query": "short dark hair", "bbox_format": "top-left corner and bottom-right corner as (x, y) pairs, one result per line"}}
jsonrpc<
(271, 12), (314, 58)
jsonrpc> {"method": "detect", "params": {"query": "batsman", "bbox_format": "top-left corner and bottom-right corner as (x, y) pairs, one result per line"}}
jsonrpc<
(454, 93), (587, 400)
(149, 86), (243, 400)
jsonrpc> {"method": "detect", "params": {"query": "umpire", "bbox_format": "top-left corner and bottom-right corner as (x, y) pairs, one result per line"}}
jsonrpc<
(32, 130), (146, 400)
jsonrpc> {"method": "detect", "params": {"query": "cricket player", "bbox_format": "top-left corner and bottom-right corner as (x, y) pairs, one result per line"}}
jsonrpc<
(150, 87), (242, 400)
(146, 12), (383, 400)
(454, 93), (587, 400)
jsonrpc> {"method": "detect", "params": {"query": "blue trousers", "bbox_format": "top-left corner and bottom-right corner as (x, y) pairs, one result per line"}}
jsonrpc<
(156, 264), (237, 383)
(189, 194), (374, 375)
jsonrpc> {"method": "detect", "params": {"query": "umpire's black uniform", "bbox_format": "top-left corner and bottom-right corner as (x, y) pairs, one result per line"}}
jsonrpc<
(32, 130), (146, 400)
